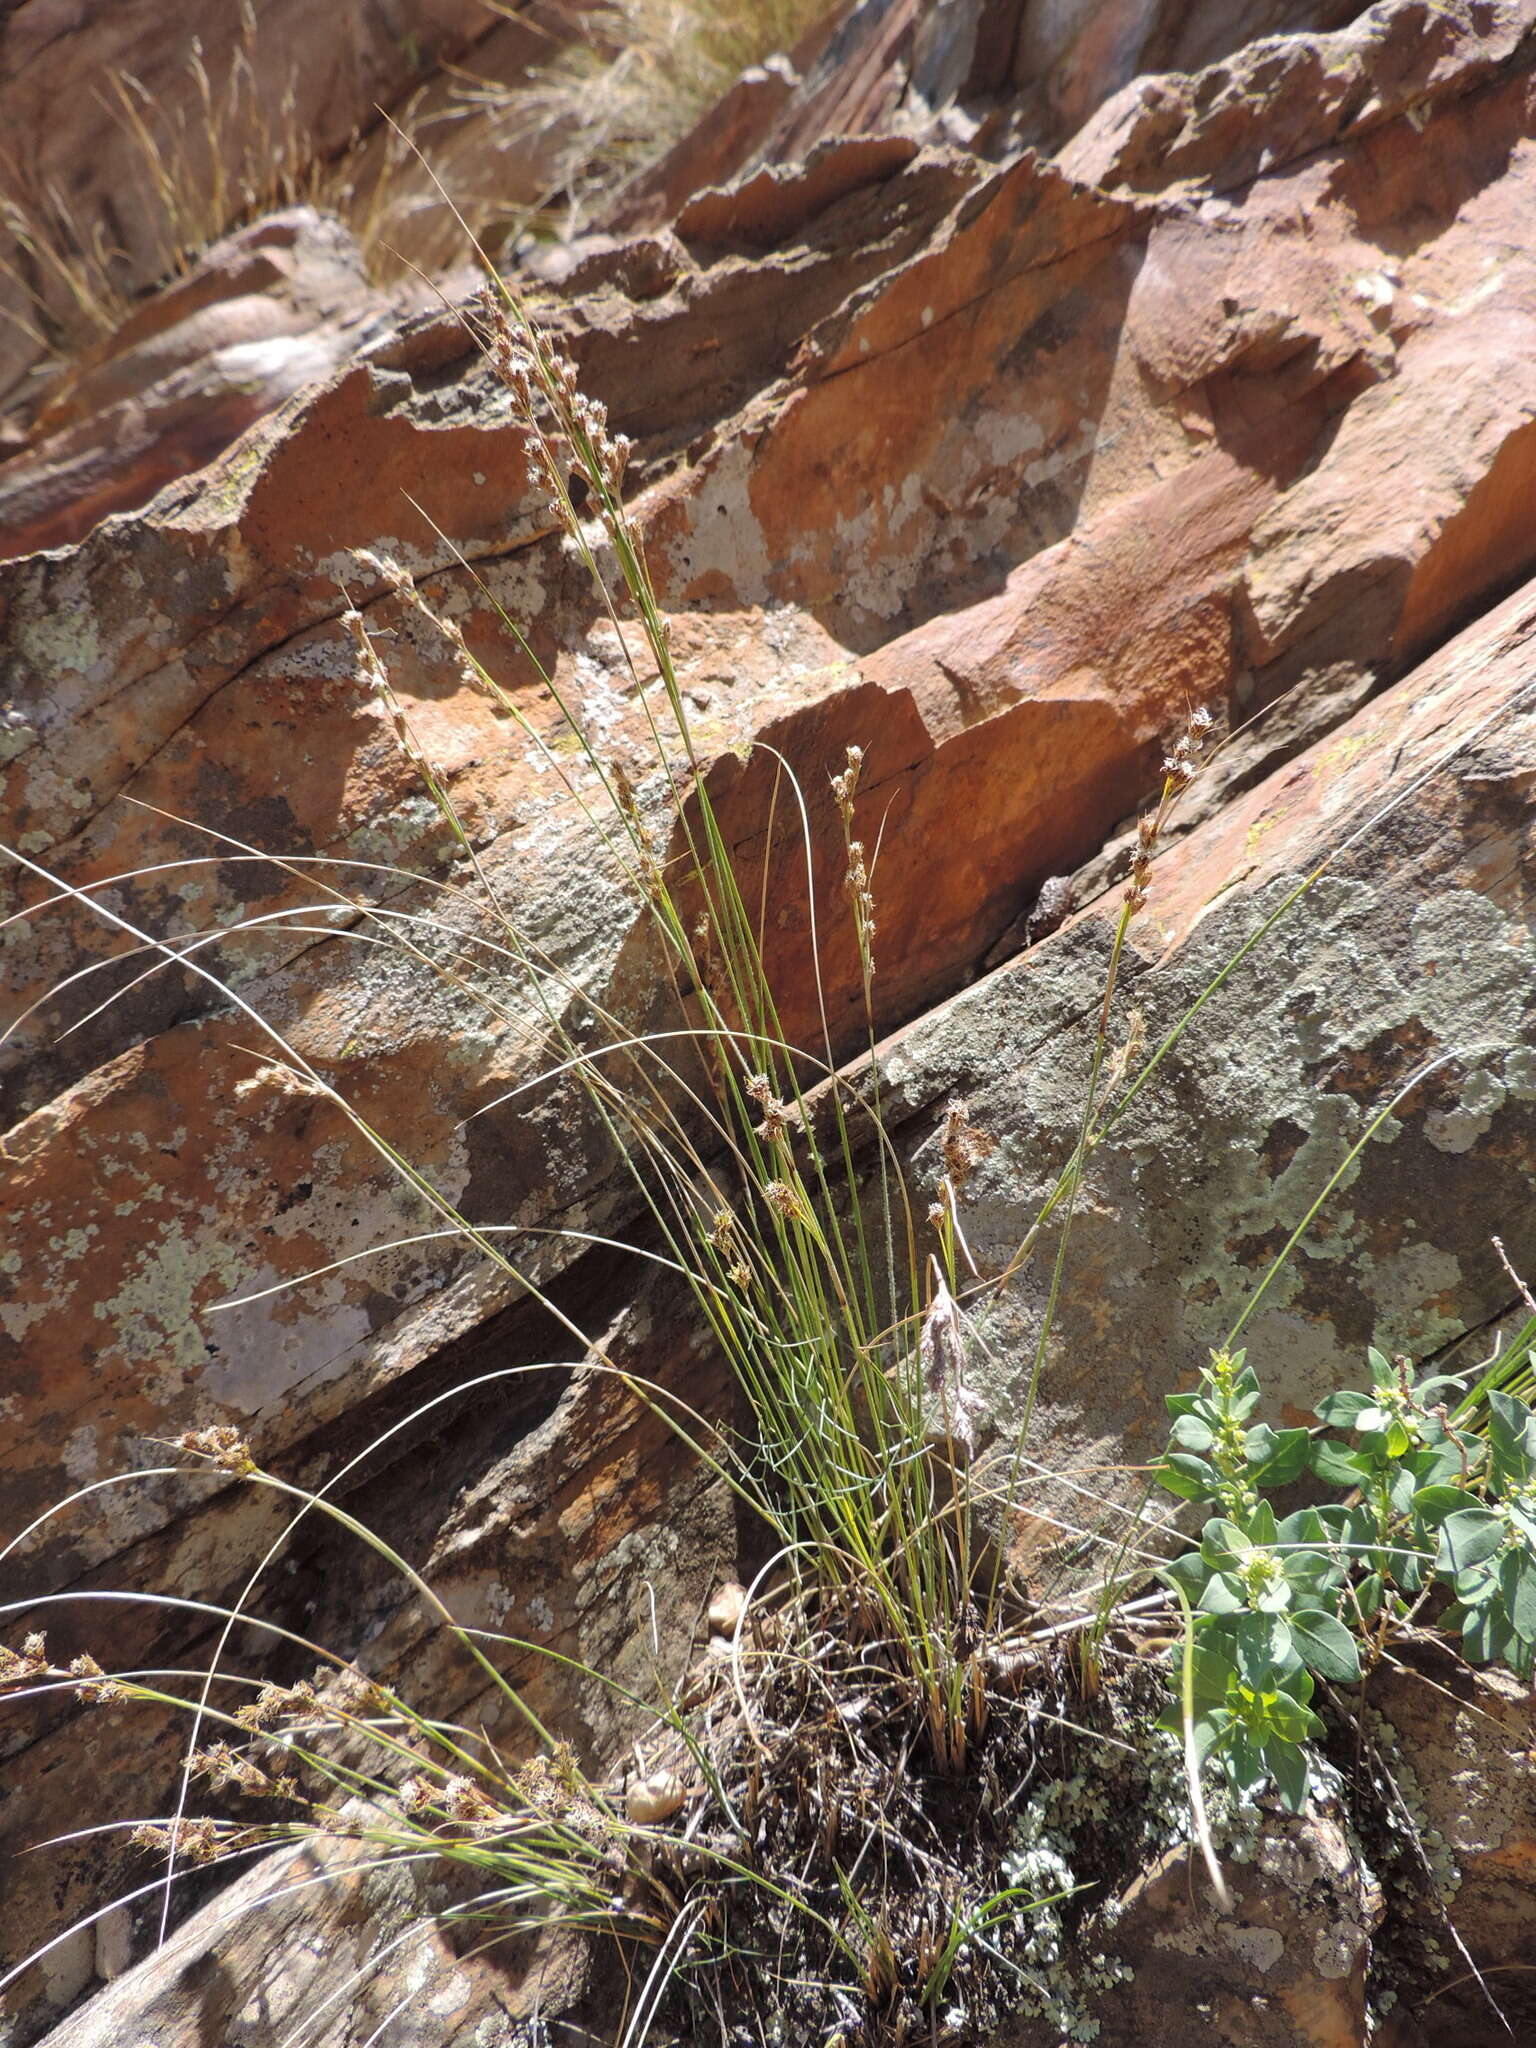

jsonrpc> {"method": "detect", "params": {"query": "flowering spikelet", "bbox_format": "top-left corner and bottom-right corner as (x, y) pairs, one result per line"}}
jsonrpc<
(0, 1633), (50, 1689)
(69, 1652), (126, 1704)
(707, 1205), (752, 1292)
(828, 745), (862, 812)
(234, 1679), (317, 1732)
(514, 1744), (614, 1841)
(189, 1741), (272, 1797)
(484, 294), (633, 511)
(1106, 1006), (1147, 1092)
(708, 1206), (736, 1250)
(350, 550), (493, 708)
(232, 1060), (327, 1106)
(1126, 704), (1215, 915)
(514, 1750), (571, 1819)
(325, 1664), (393, 1718)
(173, 1425), (256, 1475)
(845, 840), (875, 959)
(442, 1774), (505, 1828)
(746, 1071), (793, 1144)
(399, 1774), (441, 1818)
(1162, 704), (1214, 789)
(830, 745), (876, 975)
(130, 1818), (222, 1864)
(763, 1179), (808, 1223)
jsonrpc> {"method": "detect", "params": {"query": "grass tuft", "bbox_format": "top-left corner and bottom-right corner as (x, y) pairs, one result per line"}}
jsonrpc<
(1, 0), (833, 391)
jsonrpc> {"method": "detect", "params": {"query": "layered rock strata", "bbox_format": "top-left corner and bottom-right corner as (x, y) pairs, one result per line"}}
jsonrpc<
(4, 2), (1536, 2042)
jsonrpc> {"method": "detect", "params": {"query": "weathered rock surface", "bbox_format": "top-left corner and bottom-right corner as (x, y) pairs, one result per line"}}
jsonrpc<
(608, 0), (1370, 225)
(0, 209), (407, 561)
(5, 1), (1536, 2043)
(1038, 1805), (1384, 2048)
(0, 0), (476, 406)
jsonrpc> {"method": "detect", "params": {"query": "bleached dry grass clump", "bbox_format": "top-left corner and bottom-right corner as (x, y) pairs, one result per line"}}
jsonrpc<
(470, 0), (832, 224)
(0, 0), (832, 382)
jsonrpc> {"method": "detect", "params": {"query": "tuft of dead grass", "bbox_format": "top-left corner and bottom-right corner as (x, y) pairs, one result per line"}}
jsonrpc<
(468, 0), (833, 226)
(0, 0), (833, 396)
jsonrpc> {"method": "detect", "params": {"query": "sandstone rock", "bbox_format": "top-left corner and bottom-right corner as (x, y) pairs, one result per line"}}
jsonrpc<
(1060, 0), (1536, 195)
(0, 1), (500, 412)
(630, 0), (1370, 206)
(0, 209), (401, 561)
(1368, 1652), (1536, 2041)
(869, 564), (1536, 1560)
(35, 1831), (568, 2048)
(1024, 1804), (1383, 2048)
(6, 2), (1536, 2043)
(0, 1272), (734, 2045)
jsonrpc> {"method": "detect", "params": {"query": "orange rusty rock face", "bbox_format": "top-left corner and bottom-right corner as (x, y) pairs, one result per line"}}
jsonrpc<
(6, 3), (1536, 2038)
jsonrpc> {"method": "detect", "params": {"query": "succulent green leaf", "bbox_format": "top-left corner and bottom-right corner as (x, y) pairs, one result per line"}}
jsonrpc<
(1462, 1604), (1516, 1666)
(1498, 1550), (1536, 1643)
(1267, 1739), (1310, 1814)
(1250, 1426), (1311, 1486)
(1413, 1483), (1480, 1525)
(1283, 1548), (1343, 1600)
(1194, 1709), (1231, 1763)
(1289, 1609), (1362, 1683)
(1314, 1389), (1374, 1428)
(1311, 1439), (1370, 1488)
(1489, 1391), (1536, 1472)
(1187, 1641), (1238, 1706)
(1454, 1562), (1498, 1606)
(1200, 1518), (1249, 1571)
(1248, 1499), (1279, 1545)
(1412, 1373), (1467, 1406)
(1170, 1414), (1216, 1455)
(1197, 1572), (1247, 1617)
(1411, 1441), (1467, 1488)
(1232, 1611), (1291, 1686)
(1159, 1452), (1219, 1501)
(1276, 1663), (1316, 1706)
(1354, 1572), (1384, 1620)
(1437, 1508), (1504, 1577)
(1160, 1551), (1211, 1603)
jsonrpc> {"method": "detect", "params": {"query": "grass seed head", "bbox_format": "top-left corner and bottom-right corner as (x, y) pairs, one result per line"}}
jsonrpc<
(746, 1071), (793, 1142)
(68, 1652), (126, 1704)
(234, 1679), (317, 1731)
(130, 1817), (223, 1865)
(0, 1634), (51, 1689)
(763, 1178), (807, 1222)
(172, 1426), (256, 1475)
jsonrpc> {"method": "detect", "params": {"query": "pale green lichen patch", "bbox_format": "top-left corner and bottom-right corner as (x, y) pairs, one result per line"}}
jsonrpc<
(95, 1217), (253, 1390)
(10, 571), (104, 682)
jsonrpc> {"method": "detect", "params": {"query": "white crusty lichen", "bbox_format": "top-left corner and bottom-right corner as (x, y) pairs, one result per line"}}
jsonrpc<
(993, 1742), (1176, 2043)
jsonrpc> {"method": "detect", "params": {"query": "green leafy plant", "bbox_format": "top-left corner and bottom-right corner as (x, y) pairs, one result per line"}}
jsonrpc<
(1156, 1329), (1536, 1812)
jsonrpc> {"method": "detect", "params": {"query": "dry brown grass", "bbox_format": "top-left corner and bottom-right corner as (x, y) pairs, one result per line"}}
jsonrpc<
(0, 0), (833, 386)
(467, 0), (832, 223)
(0, 1), (338, 365)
